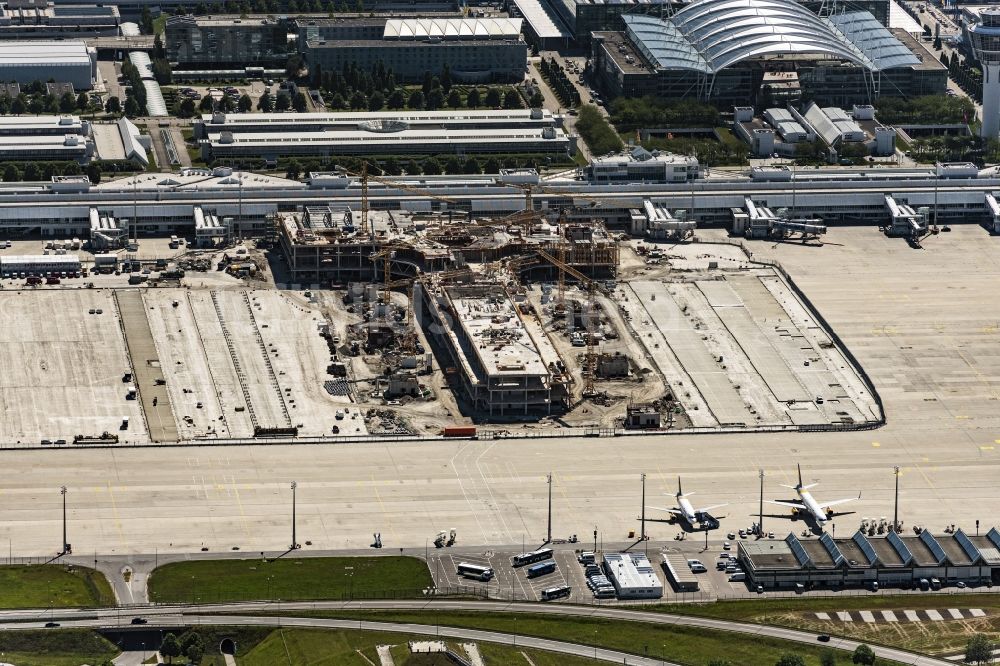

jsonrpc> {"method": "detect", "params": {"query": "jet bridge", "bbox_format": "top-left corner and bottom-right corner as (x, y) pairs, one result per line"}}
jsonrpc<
(89, 208), (126, 250)
(630, 199), (696, 241)
(987, 193), (1000, 234)
(884, 195), (928, 239)
(739, 198), (826, 240)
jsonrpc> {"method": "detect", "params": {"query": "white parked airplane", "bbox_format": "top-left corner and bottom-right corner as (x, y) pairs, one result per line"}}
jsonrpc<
(770, 464), (861, 525)
(649, 477), (727, 528)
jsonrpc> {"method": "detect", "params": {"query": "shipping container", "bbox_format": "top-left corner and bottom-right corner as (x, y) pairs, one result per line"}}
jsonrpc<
(442, 426), (477, 437)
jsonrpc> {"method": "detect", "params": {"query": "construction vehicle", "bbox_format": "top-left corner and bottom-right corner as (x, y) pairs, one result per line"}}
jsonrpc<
(433, 528), (457, 548)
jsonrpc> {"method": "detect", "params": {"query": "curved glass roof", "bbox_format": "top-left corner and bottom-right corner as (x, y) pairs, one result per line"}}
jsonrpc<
(622, 0), (916, 74)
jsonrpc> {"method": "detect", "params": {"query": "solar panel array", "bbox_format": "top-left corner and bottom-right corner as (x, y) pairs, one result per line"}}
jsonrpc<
(887, 530), (913, 565)
(785, 533), (812, 567)
(852, 530), (879, 566)
(820, 532), (845, 567)
(920, 530), (948, 565)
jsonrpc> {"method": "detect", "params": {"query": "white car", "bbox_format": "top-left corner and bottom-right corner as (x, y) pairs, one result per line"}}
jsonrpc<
(723, 542), (732, 550)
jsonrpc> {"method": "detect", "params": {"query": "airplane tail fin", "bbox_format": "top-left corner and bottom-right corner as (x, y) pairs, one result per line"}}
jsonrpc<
(677, 476), (682, 497)
(797, 463), (803, 488)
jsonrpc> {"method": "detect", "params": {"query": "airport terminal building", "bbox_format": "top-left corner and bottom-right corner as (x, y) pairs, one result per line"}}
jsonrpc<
(591, 0), (946, 106)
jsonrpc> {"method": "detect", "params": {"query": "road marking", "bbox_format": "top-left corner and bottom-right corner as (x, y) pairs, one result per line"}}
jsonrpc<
(858, 610), (875, 623)
(925, 609), (944, 621)
(881, 610), (898, 622)
(815, 612), (831, 620)
(872, 442), (880, 448)
(948, 609), (963, 620)
(836, 611), (852, 622)
(970, 609), (986, 617)
(105, 481), (126, 549)
(980, 446), (994, 452)
(370, 473), (397, 545)
(231, 477), (250, 539)
(904, 610), (920, 622)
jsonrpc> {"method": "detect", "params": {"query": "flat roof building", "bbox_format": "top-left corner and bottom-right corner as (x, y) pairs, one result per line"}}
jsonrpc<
(738, 529), (1000, 591)
(0, 39), (97, 89)
(0, 2), (120, 37)
(299, 17), (527, 83)
(603, 552), (663, 599)
(423, 281), (567, 417)
(197, 110), (574, 162)
(165, 14), (289, 67)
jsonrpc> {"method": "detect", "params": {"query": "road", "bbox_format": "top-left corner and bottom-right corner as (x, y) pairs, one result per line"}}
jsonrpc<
(0, 600), (954, 666)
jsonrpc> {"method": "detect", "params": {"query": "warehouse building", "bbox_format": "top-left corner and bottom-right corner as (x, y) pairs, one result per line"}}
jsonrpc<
(738, 529), (1000, 591)
(603, 552), (663, 599)
(165, 15), (289, 67)
(0, 40), (97, 90)
(591, 0), (946, 106)
(0, 0), (120, 38)
(197, 109), (574, 161)
(299, 17), (527, 83)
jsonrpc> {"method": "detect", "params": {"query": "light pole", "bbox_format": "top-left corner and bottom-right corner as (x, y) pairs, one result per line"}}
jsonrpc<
(640, 473), (647, 542)
(893, 465), (900, 534)
(290, 481), (298, 550)
(60, 486), (69, 554)
(546, 473), (552, 544)
(758, 469), (765, 538)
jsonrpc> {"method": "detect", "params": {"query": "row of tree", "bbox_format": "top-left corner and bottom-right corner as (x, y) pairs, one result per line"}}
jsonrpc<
(576, 104), (623, 156)
(162, 0), (366, 17)
(538, 58), (580, 108)
(609, 96), (722, 132)
(0, 90), (95, 117)
(120, 60), (149, 117)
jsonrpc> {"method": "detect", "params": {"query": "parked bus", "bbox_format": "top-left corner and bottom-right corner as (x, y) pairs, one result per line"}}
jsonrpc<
(456, 562), (494, 581)
(526, 561), (556, 578)
(541, 585), (571, 601)
(511, 548), (553, 567)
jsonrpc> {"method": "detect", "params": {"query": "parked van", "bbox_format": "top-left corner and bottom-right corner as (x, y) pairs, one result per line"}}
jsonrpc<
(728, 572), (746, 582)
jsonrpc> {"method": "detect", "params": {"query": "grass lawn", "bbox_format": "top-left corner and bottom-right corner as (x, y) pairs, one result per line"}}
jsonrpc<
(0, 565), (113, 609)
(653, 594), (1000, 655)
(230, 628), (598, 666)
(242, 609), (897, 666)
(0, 629), (118, 666)
(147, 556), (432, 604)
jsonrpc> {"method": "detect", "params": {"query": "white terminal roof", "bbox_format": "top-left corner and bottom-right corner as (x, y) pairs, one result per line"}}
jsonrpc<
(0, 115), (83, 131)
(1, 254), (80, 265)
(622, 0), (919, 74)
(202, 109), (556, 126)
(207, 127), (569, 149)
(0, 40), (91, 65)
(93, 169), (304, 191)
(383, 17), (523, 40)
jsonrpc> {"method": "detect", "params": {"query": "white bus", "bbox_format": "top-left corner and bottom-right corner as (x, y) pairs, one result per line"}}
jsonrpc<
(456, 562), (494, 581)
(541, 585), (571, 601)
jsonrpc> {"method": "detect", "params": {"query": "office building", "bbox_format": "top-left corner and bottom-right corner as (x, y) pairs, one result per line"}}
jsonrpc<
(591, 0), (946, 106)
(299, 17), (527, 83)
(603, 552), (663, 599)
(0, 40), (97, 89)
(968, 8), (1000, 137)
(0, 0), (120, 38)
(165, 15), (289, 67)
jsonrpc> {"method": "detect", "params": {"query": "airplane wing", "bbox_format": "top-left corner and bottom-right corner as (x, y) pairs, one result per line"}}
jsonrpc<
(769, 500), (806, 509)
(648, 506), (682, 515)
(696, 503), (728, 514)
(821, 497), (859, 509)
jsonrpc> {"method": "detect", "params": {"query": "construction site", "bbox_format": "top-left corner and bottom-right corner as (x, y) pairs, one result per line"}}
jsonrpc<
(0, 165), (884, 444)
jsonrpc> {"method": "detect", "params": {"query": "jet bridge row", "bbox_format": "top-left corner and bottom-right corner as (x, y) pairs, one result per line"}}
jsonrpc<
(628, 199), (696, 241)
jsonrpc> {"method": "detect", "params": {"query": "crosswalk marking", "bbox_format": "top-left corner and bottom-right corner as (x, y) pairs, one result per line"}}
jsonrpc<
(815, 612), (831, 620)
(904, 610), (921, 622)
(970, 608), (986, 617)
(859, 610), (876, 623)
(881, 610), (898, 622)
(947, 609), (963, 620)
(925, 609), (944, 621)
(836, 611), (852, 622)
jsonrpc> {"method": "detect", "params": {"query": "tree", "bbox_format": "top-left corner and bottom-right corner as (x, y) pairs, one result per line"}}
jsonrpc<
(185, 642), (204, 664)
(440, 63), (452, 93)
(707, 662), (733, 666)
(462, 157), (480, 174)
(966, 634), (994, 665)
(503, 89), (522, 109)
(140, 6), (154, 33)
(152, 58), (172, 85)
(160, 633), (182, 664)
(154, 34), (165, 59)
(199, 95), (215, 113)
(63, 161), (81, 176)
(178, 97), (196, 118)
(483, 156), (500, 173)
(466, 88), (481, 108)
(404, 159), (420, 175)
(76, 92), (89, 112)
(368, 91), (384, 111)
(293, 91), (308, 113)
(86, 163), (101, 185)
(422, 157), (441, 175)
(257, 90), (274, 112)
(59, 92), (76, 114)
(285, 158), (302, 180)
(407, 90), (424, 109)
(350, 91), (366, 109)
(238, 94), (253, 112)
(10, 96), (25, 115)
(820, 652), (836, 666)
(2, 164), (20, 182)
(276, 91), (291, 111)
(484, 88), (501, 107)
(422, 70), (434, 95)
(28, 97), (44, 115)
(529, 91), (544, 108)
(22, 163), (40, 181)
(387, 89), (405, 109)
(775, 656), (805, 666)
(447, 90), (462, 108)
(444, 155), (461, 174)
(426, 89), (444, 110)
(124, 96), (142, 117)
